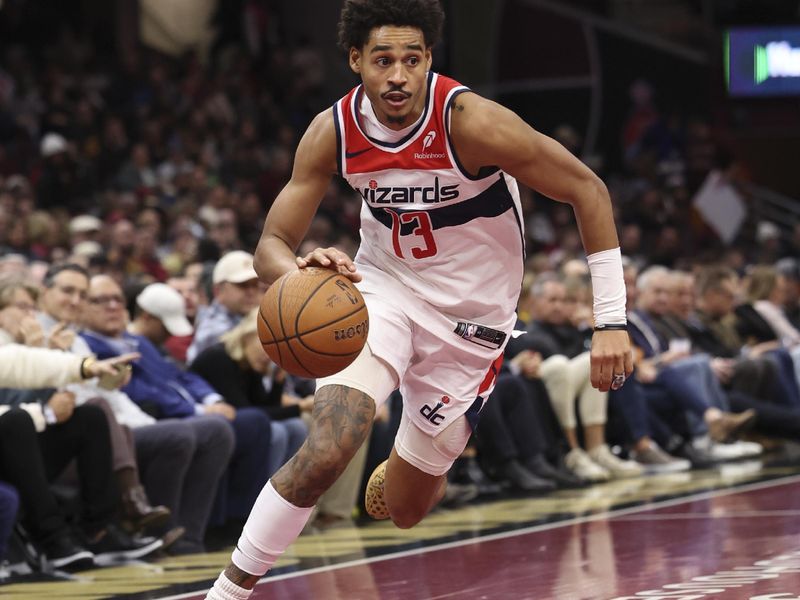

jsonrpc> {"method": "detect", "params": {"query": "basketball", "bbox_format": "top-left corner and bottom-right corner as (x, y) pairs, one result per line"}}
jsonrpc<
(257, 267), (369, 378)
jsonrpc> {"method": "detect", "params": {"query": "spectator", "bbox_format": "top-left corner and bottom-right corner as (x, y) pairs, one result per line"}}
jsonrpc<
(688, 266), (800, 442)
(79, 276), (246, 551)
(128, 283), (275, 524)
(207, 207), (242, 254)
(0, 384), (161, 569)
(661, 270), (796, 406)
(628, 266), (760, 461)
(0, 481), (18, 570)
(34, 265), (173, 535)
(68, 214), (103, 249)
(745, 266), (800, 379)
(608, 375), (693, 472)
(187, 250), (261, 363)
(191, 308), (309, 483)
(164, 275), (200, 363)
(523, 277), (643, 480)
(475, 359), (580, 491)
(776, 258), (800, 329)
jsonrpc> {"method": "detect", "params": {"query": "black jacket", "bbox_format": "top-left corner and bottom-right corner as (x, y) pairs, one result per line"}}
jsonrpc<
(190, 343), (293, 419)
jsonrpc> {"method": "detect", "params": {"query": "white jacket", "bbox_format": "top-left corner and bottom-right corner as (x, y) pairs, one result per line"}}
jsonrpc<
(0, 344), (87, 432)
(0, 343), (83, 388)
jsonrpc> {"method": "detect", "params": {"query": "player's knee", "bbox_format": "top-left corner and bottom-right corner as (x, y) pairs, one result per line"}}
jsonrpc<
(389, 504), (427, 529)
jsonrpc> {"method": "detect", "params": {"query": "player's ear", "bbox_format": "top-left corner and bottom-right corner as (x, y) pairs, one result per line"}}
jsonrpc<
(349, 47), (362, 74)
(425, 48), (432, 71)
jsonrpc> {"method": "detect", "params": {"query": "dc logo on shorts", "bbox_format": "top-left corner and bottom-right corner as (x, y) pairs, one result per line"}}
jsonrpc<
(420, 395), (450, 426)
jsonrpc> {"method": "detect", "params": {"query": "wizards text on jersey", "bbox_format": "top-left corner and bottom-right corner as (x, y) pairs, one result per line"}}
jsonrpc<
(358, 176), (460, 205)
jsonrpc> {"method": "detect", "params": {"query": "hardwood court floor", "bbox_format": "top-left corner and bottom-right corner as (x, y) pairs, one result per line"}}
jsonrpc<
(4, 459), (800, 599)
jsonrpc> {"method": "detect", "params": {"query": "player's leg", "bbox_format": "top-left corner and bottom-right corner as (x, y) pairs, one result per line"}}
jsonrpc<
(207, 344), (398, 599)
(208, 384), (375, 597)
(366, 317), (506, 529)
(383, 411), (472, 529)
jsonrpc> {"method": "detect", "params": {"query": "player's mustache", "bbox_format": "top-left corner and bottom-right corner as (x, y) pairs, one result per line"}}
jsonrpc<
(381, 88), (412, 99)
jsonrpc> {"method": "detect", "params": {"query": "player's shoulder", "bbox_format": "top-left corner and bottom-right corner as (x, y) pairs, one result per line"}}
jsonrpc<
(296, 108), (338, 173)
(450, 91), (521, 147)
(304, 108), (336, 143)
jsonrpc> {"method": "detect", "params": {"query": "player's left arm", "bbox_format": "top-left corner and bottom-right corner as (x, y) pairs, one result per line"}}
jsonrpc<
(450, 92), (633, 391)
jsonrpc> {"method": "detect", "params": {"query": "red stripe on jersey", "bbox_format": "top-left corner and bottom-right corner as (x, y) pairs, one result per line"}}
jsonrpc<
(477, 355), (504, 396)
(339, 74), (465, 175)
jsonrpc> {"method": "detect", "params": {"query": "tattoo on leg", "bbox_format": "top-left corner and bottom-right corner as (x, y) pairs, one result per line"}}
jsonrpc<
(272, 385), (375, 506)
(223, 563), (260, 589)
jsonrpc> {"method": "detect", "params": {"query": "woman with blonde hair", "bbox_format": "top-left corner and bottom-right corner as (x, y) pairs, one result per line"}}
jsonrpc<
(191, 308), (310, 481)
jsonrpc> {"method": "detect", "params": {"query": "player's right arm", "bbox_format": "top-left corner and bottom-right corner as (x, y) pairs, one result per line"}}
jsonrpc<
(253, 109), (360, 285)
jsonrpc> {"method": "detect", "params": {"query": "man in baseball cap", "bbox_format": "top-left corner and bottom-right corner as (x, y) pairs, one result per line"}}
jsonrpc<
(211, 250), (259, 285)
(187, 251), (261, 363)
(130, 283), (194, 347)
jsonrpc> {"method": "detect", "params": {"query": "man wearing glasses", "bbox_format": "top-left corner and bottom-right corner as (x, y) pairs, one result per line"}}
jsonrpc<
(80, 274), (247, 554)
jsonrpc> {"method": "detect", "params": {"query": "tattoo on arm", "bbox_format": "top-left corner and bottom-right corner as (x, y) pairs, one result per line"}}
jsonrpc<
(454, 103), (464, 112)
(272, 385), (375, 506)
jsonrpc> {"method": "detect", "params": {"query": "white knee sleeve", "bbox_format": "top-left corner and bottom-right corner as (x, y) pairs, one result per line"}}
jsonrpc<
(316, 342), (398, 409)
(394, 411), (471, 476)
(231, 481), (314, 576)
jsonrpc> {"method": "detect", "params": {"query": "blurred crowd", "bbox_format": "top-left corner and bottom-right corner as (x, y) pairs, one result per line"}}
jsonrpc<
(2, 6), (800, 580)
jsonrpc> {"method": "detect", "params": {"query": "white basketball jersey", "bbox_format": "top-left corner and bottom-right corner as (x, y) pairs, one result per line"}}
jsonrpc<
(333, 72), (525, 331)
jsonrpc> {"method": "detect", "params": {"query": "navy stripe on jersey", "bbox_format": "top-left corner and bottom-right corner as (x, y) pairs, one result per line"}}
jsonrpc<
(445, 89), (501, 182)
(364, 174), (517, 234)
(510, 184), (527, 260)
(332, 103), (343, 176)
(353, 71), (435, 149)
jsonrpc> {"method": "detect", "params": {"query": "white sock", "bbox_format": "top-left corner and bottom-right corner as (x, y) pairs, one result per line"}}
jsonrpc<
(231, 480), (315, 576)
(206, 572), (252, 600)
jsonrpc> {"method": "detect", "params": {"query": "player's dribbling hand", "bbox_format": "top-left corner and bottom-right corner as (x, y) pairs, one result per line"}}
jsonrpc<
(296, 247), (362, 282)
(590, 330), (634, 392)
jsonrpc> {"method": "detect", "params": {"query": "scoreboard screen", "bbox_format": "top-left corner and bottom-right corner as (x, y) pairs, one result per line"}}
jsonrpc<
(726, 27), (800, 97)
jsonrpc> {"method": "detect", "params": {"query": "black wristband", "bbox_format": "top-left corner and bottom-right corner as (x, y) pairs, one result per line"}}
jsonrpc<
(594, 323), (628, 332)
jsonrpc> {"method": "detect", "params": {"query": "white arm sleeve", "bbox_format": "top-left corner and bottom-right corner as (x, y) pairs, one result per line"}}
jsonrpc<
(586, 247), (627, 326)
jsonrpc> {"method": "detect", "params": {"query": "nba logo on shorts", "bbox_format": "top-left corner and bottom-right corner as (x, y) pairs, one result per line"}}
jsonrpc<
(422, 131), (436, 151)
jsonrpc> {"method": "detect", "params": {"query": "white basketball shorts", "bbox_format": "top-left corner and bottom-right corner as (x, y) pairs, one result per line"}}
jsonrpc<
(317, 264), (511, 473)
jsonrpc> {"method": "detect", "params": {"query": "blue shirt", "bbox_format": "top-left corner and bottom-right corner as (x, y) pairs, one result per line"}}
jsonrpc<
(81, 330), (222, 419)
(186, 301), (241, 364)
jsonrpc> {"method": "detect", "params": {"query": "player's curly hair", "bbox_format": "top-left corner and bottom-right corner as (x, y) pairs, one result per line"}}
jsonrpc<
(337, 0), (445, 52)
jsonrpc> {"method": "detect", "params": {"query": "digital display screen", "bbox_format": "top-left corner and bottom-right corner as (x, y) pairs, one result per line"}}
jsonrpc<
(726, 27), (800, 97)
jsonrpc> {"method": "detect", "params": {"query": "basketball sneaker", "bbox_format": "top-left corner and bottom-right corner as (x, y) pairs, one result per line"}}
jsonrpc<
(365, 460), (390, 520)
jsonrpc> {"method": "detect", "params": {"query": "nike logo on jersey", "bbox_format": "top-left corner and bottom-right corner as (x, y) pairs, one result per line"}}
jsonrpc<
(345, 147), (372, 159)
(358, 176), (460, 204)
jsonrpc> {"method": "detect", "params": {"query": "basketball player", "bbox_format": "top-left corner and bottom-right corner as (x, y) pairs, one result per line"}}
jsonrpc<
(207, 1), (631, 597)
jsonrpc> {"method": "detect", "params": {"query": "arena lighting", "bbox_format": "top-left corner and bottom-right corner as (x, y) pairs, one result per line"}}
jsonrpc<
(727, 26), (800, 96)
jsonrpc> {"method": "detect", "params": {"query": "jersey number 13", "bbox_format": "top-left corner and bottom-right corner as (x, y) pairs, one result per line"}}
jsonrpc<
(384, 209), (438, 259)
